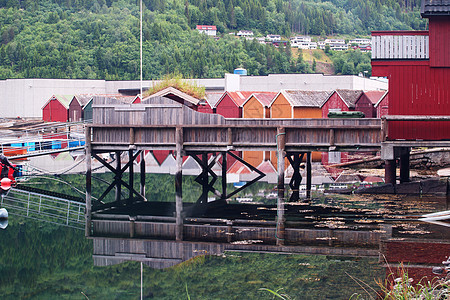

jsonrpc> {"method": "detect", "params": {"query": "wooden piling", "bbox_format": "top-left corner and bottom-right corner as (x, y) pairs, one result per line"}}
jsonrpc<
(385, 159), (396, 186)
(400, 149), (410, 183)
(128, 149), (134, 204)
(115, 151), (121, 203)
(140, 151), (146, 198)
(276, 127), (286, 246)
(221, 151), (227, 200)
(175, 127), (184, 241)
(85, 126), (92, 237)
(306, 152), (312, 199)
(201, 153), (208, 204)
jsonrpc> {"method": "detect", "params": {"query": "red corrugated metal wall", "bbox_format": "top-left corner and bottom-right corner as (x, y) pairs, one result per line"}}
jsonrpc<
(376, 95), (389, 118)
(429, 16), (450, 67)
(42, 99), (68, 122)
(321, 93), (352, 118)
(215, 95), (241, 118)
(373, 60), (450, 140)
(355, 94), (375, 118)
(197, 103), (213, 114)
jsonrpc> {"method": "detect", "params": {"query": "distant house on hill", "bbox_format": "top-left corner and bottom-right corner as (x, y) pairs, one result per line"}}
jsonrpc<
(349, 38), (371, 45)
(321, 89), (364, 118)
(42, 95), (73, 122)
(266, 34), (281, 41)
(196, 25), (217, 36)
(237, 30), (253, 37)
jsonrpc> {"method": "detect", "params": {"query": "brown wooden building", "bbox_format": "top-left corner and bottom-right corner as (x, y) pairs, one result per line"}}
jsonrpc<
(270, 90), (330, 119)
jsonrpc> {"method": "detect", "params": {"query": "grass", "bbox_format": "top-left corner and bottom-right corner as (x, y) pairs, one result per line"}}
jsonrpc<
(349, 262), (450, 300)
(143, 72), (206, 100)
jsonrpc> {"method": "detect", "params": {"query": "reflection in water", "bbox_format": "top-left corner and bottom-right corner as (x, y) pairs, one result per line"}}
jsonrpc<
(1, 156), (449, 298)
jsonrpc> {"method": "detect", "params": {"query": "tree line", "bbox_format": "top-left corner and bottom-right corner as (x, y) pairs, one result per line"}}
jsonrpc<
(0, 0), (426, 80)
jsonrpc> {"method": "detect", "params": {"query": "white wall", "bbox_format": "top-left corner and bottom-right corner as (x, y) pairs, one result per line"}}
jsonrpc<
(1, 79), (106, 118)
(0, 75), (387, 118)
(238, 74), (387, 92)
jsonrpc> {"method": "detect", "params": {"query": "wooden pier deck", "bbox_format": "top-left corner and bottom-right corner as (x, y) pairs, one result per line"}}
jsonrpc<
(85, 95), (450, 268)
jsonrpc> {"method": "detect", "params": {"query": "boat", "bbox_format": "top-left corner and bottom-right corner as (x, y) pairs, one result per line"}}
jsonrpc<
(0, 208), (8, 219)
(0, 208), (8, 230)
(419, 210), (450, 228)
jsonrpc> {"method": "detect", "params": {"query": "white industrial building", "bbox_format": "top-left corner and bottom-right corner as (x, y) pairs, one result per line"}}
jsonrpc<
(0, 74), (387, 118)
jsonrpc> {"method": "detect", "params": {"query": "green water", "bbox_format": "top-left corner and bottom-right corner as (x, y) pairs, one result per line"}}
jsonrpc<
(2, 174), (447, 299)
(0, 217), (384, 299)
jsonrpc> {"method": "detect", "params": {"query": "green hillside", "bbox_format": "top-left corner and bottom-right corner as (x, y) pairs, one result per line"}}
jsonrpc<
(0, 0), (426, 80)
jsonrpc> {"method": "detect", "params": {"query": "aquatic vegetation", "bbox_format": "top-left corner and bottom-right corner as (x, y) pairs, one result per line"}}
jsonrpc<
(349, 263), (450, 300)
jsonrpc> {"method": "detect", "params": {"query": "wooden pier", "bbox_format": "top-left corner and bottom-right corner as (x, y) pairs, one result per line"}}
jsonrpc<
(85, 95), (450, 267)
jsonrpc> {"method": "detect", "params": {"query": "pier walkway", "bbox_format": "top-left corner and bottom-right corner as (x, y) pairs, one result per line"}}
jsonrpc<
(1, 121), (87, 160)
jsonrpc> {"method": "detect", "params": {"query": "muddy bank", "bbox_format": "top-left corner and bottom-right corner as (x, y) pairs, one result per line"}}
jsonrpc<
(355, 178), (449, 195)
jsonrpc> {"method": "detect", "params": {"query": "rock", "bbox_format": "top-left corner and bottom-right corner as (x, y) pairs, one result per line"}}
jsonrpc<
(396, 182), (421, 194)
(421, 178), (448, 194)
(354, 184), (395, 194)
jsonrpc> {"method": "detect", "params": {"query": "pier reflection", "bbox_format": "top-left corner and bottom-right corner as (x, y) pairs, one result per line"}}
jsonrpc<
(91, 193), (450, 287)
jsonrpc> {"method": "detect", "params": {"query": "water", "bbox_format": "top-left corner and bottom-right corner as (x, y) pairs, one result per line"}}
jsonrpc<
(0, 155), (449, 299)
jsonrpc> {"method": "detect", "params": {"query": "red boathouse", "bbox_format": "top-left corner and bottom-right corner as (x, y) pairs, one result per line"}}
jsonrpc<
(371, 0), (450, 140)
(42, 95), (73, 122)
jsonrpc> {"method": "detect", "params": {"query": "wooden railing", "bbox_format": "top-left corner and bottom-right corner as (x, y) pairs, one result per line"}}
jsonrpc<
(88, 118), (383, 152)
(372, 31), (429, 60)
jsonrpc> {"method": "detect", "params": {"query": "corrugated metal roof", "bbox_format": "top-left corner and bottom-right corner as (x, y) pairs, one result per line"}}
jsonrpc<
(73, 94), (94, 106)
(226, 91), (256, 106)
(283, 90), (331, 107)
(227, 160), (252, 174)
(205, 92), (223, 107)
(335, 89), (364, 108)
(257, 160), (276, 174)
(364, 91), (387, 105)
(421, 0), (450, 16)
(251, 92), (277, 106)
(54, 95), (75, 108)
(114, 95), (139, 104)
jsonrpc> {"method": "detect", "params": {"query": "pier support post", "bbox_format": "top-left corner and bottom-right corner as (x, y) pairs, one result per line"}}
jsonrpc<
(85, 126), (92, 237)
(140, 151), (146, 198)
(287, 152), (304, 202)
(399, 149), (410, 183)
(221, 151), (227, 200)
(385, 159), (396, 186)
(128, 150), (134, 204)
(175, 127), (184, 241)
(276, 127), (286, 246)
(115, 151), (121, 203)
(306, 152), (312, 199)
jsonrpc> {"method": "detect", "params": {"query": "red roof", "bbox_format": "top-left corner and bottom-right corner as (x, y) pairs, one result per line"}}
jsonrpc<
(227, 161), (252, 174)
(249, 92), (277, 107)
(225, 91), (257, 107)
(257, 160), (276, 174)
(196, 25), (217, 30)
(364, 91), (388, 105)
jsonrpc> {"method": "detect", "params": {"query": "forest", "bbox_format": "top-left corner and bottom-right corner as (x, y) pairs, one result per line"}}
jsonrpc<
(0, 0), (426, 80)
